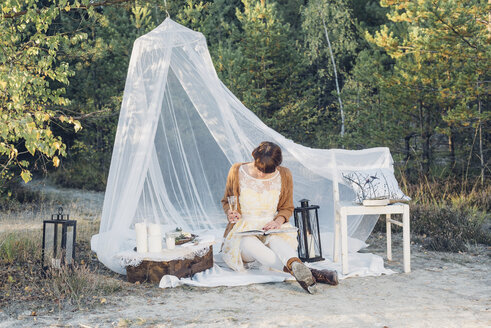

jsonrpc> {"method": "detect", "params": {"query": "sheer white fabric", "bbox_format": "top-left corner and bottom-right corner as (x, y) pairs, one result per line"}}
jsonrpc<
(91, 18), (396, 274)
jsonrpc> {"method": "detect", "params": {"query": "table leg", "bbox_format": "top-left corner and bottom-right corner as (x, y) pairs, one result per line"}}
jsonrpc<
(340, 209), (349, 275)
(333, 211), (340, 262)
(386, 214), (392, 261)
(403, 205), (411, 273)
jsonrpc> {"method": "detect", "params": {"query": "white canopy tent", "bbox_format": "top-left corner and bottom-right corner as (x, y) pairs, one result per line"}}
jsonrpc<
(91, 18), (395, 275)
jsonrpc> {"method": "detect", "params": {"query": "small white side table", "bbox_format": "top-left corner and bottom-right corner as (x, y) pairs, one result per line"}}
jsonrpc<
(333, 201), (411, 275)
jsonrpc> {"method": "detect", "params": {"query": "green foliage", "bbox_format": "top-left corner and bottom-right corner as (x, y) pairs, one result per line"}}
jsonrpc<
(0, 0), (100, 189)
(233, 0), (299, 118)
(302, 0), (358, 107)
(1, 0), (488, 196)
(51, 141), (108, 191)
(366, 0), (490, 176)
(0, 232), (40, 264)
(46, 3), (157, 190)
(340, 48), (405, 149)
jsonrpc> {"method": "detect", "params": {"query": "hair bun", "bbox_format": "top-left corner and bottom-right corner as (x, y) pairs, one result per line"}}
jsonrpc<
(251, 141), (282, 173)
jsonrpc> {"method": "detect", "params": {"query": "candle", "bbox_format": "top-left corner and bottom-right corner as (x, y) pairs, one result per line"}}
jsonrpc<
(135, 222), (148, 253)
(165, 233), (175, 250)
(148, 223), (161, 235)
(147, 223), (162, 252)
(148, 235), (162, 252)
(307, 232), (316, 258)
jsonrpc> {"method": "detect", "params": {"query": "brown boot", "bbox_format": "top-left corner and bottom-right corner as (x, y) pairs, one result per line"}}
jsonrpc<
(310, 268), (338, 286)
(284, 257), (317, 294)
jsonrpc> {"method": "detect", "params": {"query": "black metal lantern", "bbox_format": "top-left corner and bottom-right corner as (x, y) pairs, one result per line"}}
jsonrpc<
(293, 199), (324, 262)
(42, 207), (76, 270)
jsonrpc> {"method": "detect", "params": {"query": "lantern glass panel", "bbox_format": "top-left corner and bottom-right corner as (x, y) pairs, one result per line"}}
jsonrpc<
(54, 223), (63, 268)
(295, 213), (307, 259)
(43, 222), (64, 269)
(65, 225), (74, 265)
(309, 212), (321, 259)
(42, 222), (55, 269)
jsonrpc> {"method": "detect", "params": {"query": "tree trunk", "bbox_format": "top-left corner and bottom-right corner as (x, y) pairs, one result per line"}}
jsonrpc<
(419, 100), (431, 176)
(478, 82), (485, 184)
(448, 130), (455, 171)
(404, 133), (416, 178)
(126, 246), (213, 283)
(422, 131), (431, 176)
(321, 16), (345, 138)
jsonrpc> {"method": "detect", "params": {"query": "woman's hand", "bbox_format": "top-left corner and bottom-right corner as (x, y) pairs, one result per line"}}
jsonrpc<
(227, 210), (241, 223)
(263, 216), (285, 231)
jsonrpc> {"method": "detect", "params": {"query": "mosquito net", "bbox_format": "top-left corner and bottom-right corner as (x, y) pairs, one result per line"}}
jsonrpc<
(91, 18), (394, 274)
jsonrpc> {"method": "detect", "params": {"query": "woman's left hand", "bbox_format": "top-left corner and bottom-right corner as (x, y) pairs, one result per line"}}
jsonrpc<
(263, 218), (284, 231)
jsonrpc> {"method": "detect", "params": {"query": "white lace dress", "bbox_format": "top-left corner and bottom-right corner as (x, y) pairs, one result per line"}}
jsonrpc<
(221, 165), (298, 271)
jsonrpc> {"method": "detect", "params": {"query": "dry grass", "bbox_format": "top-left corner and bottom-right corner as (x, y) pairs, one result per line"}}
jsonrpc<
(0, 198), (123, 314)
(380, 173), (491, 252)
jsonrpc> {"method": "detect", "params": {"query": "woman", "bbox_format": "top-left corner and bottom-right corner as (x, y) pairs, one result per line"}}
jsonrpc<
(221, 141), (338, 293)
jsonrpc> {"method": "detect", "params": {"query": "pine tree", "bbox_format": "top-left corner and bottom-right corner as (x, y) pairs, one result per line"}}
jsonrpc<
(367, 0), (490, 177)
(234, 0), (298, 118)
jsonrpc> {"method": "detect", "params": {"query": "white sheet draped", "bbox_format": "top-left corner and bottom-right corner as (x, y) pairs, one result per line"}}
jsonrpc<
(91, 18), (397, 277)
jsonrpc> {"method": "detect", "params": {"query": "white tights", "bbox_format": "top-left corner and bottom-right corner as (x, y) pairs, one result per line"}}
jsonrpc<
(240, 235), (297, 271)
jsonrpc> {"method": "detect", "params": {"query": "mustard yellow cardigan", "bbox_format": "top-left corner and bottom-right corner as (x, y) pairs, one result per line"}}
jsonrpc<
(221, 162), (294, 238)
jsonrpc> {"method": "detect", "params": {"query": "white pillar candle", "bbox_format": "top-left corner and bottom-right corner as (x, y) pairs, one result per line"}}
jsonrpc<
(307, 232), (316, 258)
(148, 235), (162, 253)
(147, 223), (162, 252)
(148, 223), (161, 236)
(135, 222), (148, 253)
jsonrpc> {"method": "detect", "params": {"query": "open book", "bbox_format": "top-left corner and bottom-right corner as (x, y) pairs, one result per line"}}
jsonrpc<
(235, 227), (298, 236)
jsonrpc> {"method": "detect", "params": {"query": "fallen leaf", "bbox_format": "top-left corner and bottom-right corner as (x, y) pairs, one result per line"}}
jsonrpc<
(100, 298), (106, 304)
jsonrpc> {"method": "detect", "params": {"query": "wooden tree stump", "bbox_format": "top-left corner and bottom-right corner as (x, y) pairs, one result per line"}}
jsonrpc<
(126, 245), (213, 283)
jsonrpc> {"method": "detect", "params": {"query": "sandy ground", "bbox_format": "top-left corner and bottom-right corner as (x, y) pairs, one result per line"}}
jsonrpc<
(1, 180), (490, 327)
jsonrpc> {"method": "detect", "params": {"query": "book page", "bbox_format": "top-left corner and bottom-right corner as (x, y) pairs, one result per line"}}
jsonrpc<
(235, 227), (298, 236)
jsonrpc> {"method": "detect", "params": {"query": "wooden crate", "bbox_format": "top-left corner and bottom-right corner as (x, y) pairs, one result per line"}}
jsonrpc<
(126, 245), (213, 283)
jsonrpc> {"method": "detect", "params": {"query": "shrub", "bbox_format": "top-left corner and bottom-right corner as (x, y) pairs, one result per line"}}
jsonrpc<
(410, 203), (490, 252)
(51, 162), (107, 191)
(49, 140), (109, 191)
(0, 231), (41, 264)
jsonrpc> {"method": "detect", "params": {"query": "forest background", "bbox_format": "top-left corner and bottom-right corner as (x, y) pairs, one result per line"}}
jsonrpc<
(1, 0), (489, 250)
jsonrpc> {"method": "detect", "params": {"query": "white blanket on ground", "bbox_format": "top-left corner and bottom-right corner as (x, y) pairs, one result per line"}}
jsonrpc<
(159, 251), (395, 288)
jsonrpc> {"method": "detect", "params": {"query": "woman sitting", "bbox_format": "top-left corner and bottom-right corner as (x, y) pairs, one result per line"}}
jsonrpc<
(221, 141), (338, 293)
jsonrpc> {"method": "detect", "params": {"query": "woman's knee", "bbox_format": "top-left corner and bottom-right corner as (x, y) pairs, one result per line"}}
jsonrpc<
(240, 236), (262, 249)
(240, 237), (278, 266)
